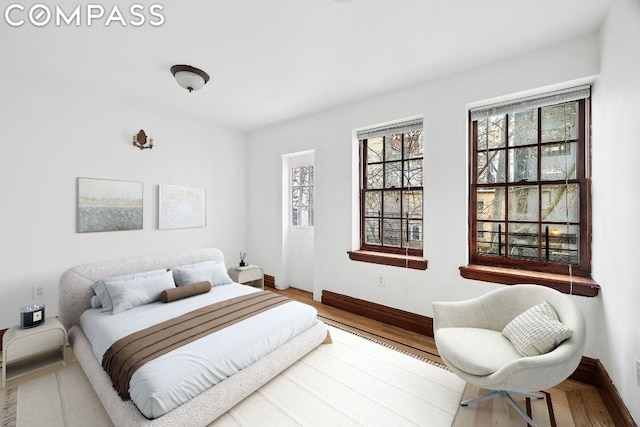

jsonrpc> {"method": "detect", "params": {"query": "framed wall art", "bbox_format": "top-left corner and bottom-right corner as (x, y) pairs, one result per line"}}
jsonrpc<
(77, 177), (143, 233)
(158, 184), (206, 229)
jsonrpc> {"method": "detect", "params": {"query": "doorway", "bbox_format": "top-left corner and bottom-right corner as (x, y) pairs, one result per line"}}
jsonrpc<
(282, 150), (314, 292)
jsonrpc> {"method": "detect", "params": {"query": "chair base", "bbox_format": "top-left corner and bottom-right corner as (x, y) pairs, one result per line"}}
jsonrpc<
(461, 390), (543, 427)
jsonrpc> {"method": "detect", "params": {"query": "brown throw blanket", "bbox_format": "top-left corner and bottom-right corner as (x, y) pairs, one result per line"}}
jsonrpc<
(102, 291), (291, 399)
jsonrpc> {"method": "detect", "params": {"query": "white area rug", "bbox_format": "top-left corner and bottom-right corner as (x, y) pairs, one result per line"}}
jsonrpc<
(5, 326), (465, 427)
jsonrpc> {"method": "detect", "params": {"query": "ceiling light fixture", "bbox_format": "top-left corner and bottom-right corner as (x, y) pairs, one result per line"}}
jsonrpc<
(170, 64), (210, 93)
(133, 129), (153, 150)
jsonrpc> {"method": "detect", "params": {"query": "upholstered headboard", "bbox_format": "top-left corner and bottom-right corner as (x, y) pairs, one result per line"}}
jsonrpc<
(58, 248), (225, 331)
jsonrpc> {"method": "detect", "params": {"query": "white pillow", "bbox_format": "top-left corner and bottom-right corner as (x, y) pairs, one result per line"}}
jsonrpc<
(173, 262), (232, 287)
(502, 301), (573, 357)
(171, 260), (218, 286)
(92, 269), (166, 312)
(104, 270), (176, 315)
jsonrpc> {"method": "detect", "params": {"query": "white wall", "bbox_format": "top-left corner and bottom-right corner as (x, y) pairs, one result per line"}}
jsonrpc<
(593, 0), (640, 422)
(0, 69), (248, 329)
(247, 34), (602, 354)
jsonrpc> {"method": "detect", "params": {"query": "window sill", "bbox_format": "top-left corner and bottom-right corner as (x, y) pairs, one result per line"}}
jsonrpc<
(459, 264), (600, 297)
(348, 250), (428, 270)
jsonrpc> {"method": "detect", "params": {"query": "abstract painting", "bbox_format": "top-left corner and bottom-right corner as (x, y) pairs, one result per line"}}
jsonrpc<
(77, 178), (143, 233)
(158, 185), (206, 229)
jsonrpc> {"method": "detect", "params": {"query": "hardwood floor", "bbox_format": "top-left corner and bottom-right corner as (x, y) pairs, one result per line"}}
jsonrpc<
(1, 287), (617, 426)
(273, 287), (616, 427)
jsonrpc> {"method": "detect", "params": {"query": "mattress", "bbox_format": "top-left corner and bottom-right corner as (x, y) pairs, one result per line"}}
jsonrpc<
(79, 283), (318, 419)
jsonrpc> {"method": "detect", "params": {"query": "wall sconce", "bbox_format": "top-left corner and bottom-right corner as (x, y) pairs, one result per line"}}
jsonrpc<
(170, 64), (210, 92)
(133, 129), (153, 150)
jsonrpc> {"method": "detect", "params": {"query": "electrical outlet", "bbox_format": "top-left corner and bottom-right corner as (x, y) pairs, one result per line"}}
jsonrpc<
(32, 285), (45, 300)
(377, 274), (385, 287)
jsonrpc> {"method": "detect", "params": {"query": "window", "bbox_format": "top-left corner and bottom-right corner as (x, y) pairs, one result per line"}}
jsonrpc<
(291, 165), (314, 227)
(462, 86), (598, 296)
(358, 119), (424, 258)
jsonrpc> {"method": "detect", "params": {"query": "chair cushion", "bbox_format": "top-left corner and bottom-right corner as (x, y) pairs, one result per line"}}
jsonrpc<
(435, 327), (522, 376)
(502, 301), (573, 357)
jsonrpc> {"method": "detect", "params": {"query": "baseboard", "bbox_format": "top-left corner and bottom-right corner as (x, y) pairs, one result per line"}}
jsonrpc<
(570, 355), (599, 385)
(320, 289), (636, 427)
(321, 290), (433, 337)
(594, 359), (637, 426)
(264, 274), (276, 289)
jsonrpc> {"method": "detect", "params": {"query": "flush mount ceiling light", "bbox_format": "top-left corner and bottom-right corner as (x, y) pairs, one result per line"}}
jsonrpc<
(170, 64), (210, 93)
(133, 129), (153, 150)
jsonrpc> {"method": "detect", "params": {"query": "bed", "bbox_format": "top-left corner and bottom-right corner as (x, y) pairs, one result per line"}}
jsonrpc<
(58, 248), (329, 426)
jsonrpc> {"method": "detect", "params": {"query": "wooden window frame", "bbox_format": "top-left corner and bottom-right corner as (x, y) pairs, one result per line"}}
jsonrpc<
(349, 127), (428, 270)
(462, 97), (599, 296)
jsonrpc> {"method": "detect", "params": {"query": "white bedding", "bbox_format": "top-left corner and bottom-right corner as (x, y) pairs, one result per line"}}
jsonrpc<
(79, 283), (318, 419)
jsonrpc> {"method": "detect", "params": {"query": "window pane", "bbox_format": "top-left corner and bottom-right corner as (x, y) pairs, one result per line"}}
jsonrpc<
(292, 187), (301, 207)
(404, 130), (423, 159)
(404, 220), (422, 249)
(541, 142), (577, 180)
(364, 191), (381, 217)
(292, 167), (301, 185)
(477, 188), (505, 221)
(477, 222), (504, 256)
(367, 137), (384, 163)
(509, 109), (538, 146)
(477, 150), (506, 184)
(364, 218), (381, 245)
(299, 208), (308, 226)
(508, 222), (539, 260)
(543, 224), (579, 264)
(297, 207), (309, 227)
(385, 161), (402, 188)
(367, 164), (383, 189)
(301, 167), (312, 185)
(508, 146), (538, 182)
(383, 190), (401, 218)
(541, 102), (578, 143)
(301, 187), (312, 206)
(541, 184), (579, 222)
(403, 190), (422, 218)
(292, 207), (298, 226)
(508, 186), (539, 221)
(404, 159), (423, 187)
(385, 135), (403, 161)
(382, 219), (401, 247)
(477, 115), (506, 150)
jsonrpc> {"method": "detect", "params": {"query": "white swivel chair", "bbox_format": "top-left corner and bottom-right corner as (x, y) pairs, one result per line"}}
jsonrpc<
(433, 284), (585, 427)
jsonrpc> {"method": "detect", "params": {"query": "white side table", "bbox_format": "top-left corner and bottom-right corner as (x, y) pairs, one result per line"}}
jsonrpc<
(228, 265), (264, 290)
(2, 317), (66, 387)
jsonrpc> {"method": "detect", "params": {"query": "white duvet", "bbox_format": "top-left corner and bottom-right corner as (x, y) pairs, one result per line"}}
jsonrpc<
(79, 283), (318, 419)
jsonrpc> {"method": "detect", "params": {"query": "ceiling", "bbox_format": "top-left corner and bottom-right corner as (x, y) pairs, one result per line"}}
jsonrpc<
(0, 0), (613, 131)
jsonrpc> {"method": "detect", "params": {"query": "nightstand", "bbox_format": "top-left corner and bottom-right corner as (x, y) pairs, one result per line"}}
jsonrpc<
(228, 265), (264, 290)
(2, 317), (66, 387)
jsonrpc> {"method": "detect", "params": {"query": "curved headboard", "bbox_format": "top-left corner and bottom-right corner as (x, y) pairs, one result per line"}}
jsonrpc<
(58, 248), (225, 331)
